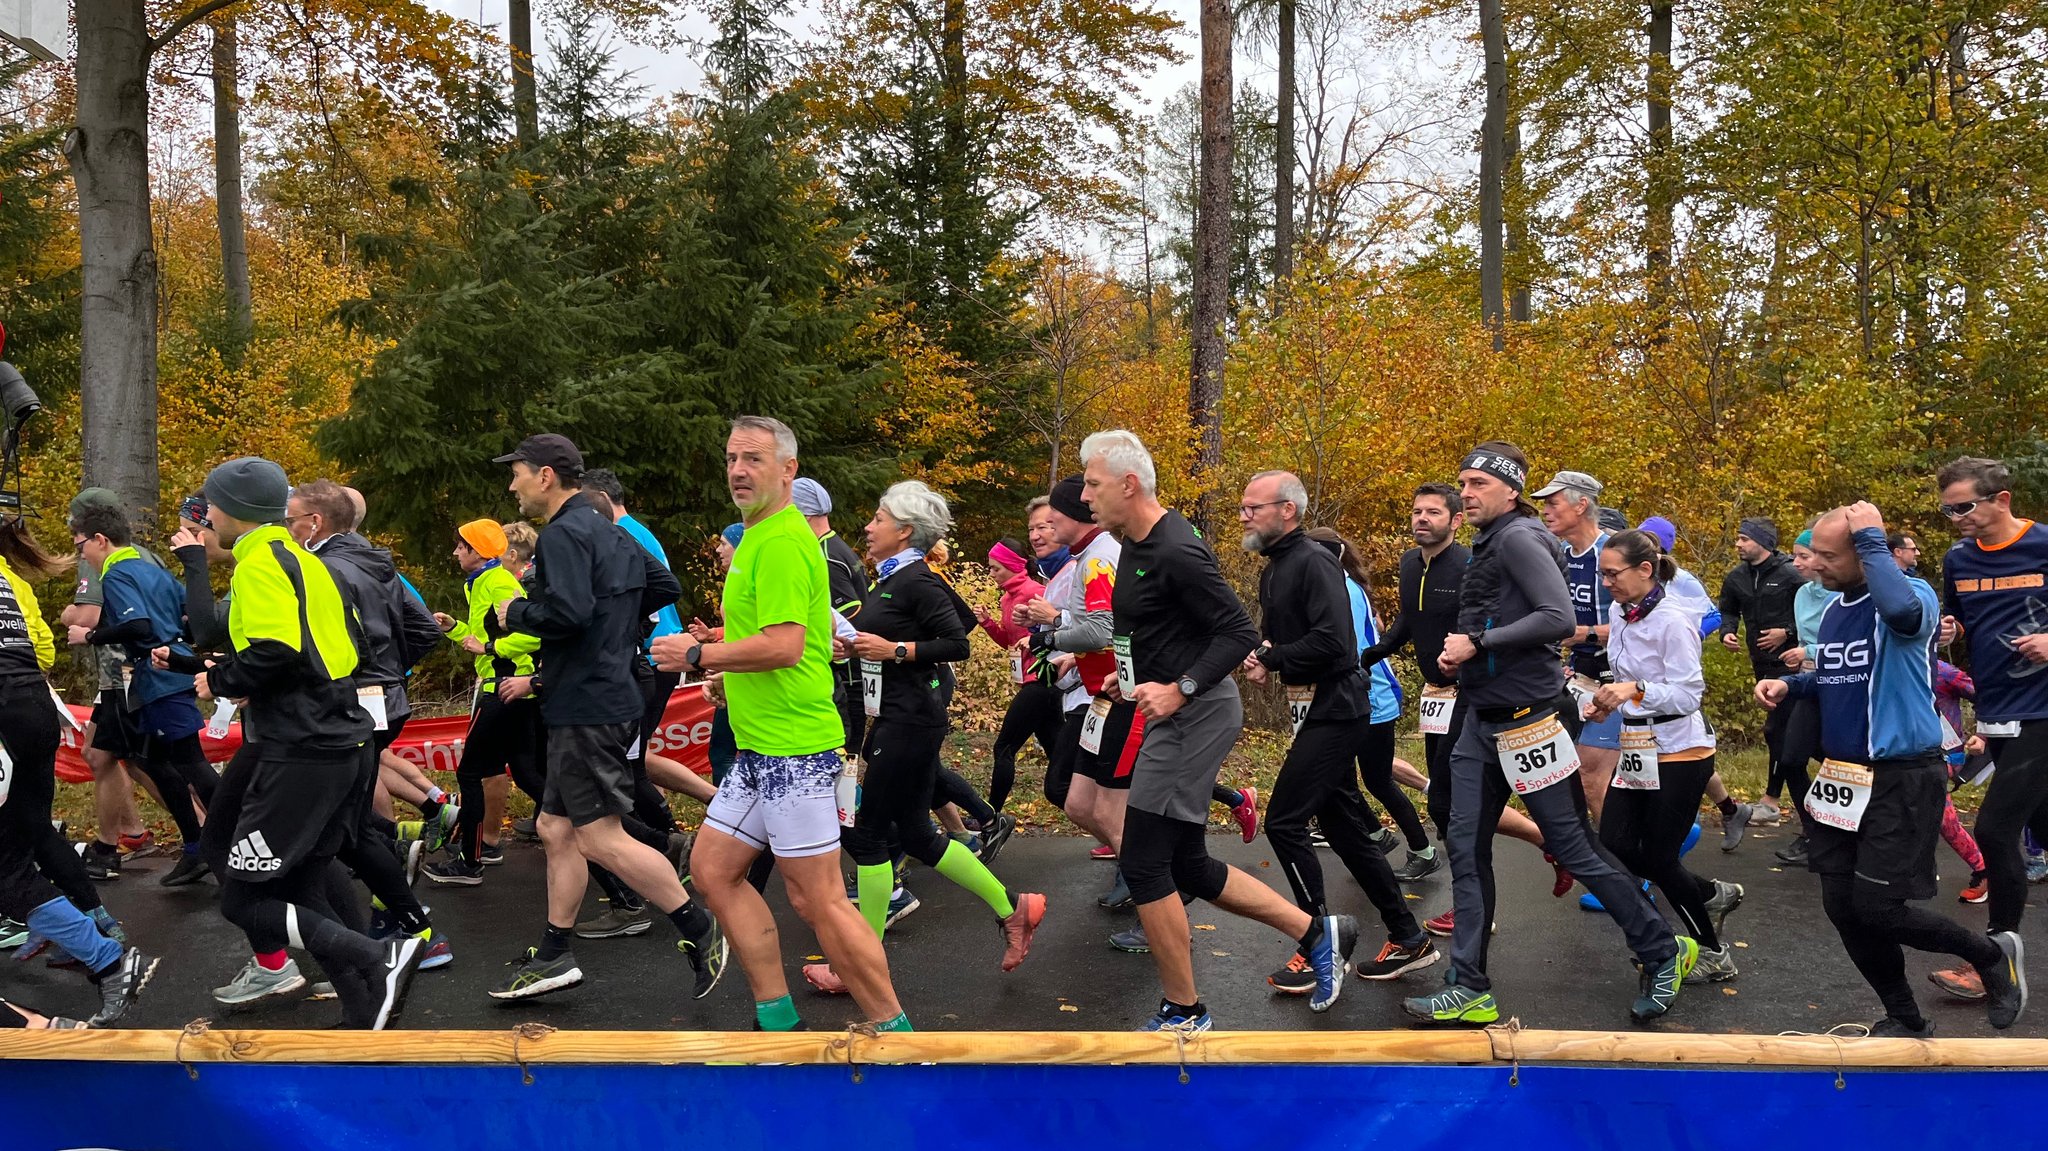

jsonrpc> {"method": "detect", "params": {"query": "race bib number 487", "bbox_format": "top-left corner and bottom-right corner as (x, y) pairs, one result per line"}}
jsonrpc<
(1418, 685), (1456, 736)
(1494, 712), (1579, 795)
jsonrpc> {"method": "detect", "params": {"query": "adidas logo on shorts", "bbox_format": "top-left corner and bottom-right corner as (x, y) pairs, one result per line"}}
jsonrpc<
(228, 831), (283, 873)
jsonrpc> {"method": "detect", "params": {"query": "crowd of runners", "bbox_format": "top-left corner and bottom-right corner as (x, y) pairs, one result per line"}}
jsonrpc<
(0, 420), (2039, 1038)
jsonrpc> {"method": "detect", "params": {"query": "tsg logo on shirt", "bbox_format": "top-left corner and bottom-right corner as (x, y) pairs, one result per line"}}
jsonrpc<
(1813, 639), (1872, 670)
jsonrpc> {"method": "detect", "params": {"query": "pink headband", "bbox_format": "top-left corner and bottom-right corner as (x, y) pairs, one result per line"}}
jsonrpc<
(988, 542), (1028, 575)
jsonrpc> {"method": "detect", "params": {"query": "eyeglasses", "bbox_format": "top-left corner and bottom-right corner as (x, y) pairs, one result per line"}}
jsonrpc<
(1941, 497), (1997, 519)
(1238, 501), (1287, 517)
(284, 513), (319, 525)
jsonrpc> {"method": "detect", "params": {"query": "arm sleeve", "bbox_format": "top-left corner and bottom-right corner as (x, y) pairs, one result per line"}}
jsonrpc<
(1359, 608), (1412, 668)
(87, 617), (154, 647)
(1717, 572), (1742, 638)
(1857, 528), (1927, 635)
(1052, 555), (1115, 653)
(1480, 529), (1576, 649)
(175, 545), (227, 649)
(909, 578), (971, 664)
(1942, 566), (1963, 636)
(506, 527), (595, 638)
(1781, 670), (1817, 700)
(1259, 559), (1354, 678)
(1175, 538), (1261, 693)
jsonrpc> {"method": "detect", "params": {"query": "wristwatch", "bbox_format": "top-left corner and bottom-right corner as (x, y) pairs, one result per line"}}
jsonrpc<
(894, 643), (909, 663)
(1177, 676), (1199, 697)
(1468, 630), (1488, 651)
(686, 644), (704, 670)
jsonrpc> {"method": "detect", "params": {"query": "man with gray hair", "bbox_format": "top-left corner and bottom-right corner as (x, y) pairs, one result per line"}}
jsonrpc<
(1533, 469), (1622, 827)
(1240, 470), (1434, 994)
(1081, 431), (1358, 1030)
(656, 416), (910, 1034)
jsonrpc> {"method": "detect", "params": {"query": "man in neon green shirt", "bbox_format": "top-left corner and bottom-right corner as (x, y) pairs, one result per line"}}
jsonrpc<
(654, 415), (908, 1034)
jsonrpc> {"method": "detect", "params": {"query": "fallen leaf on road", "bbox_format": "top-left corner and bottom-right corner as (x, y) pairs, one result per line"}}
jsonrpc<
(1404, 893), (1421, 901)
(805, 954), (825, 961)
(1194, 924), (1217, 931)
(1211, 951), (1230, 957)
(1721, 988), (1738, 996)
(1733, 941), (1749, 949)
(1059, 1005), (1079, 1013)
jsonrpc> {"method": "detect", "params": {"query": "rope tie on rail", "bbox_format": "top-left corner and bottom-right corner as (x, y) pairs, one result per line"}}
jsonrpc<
(512, 1022), (556, 1085)
(1776, 1023), (1872, 1089)
(833, 1021), (879, 1083)
(175, 1019), (212, 1080)
(1488, 1018), (1525, 1086)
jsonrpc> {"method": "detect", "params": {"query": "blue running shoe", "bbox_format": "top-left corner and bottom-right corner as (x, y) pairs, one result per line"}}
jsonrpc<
(1307, 914), (1360, 1013)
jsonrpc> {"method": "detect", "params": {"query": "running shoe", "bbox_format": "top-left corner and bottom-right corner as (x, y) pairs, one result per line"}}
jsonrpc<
(424, 859), (484, 886)
(1546, 852), (1574, 898)
(677, 911), (730, 1000)
(513, 816), (539, 840)
(1232, 788), (1259, 842)
(575, 907), (653, 939)
(81, 848), (120, 882)
(886, 887), (921, 929)
(1705, 879), (1745, 940)
(2028, 851), (2048, 883)
(427, 805), (461, 853)
(1982, 931), (2027, 1030)
(1748, 804), (1784, 828)
(487, 948), (584, 1000)
(1268, 952), (1315, 995)
(1098, 870), (1134, 911)
(417, 931), (454, 972)
(1369, 826), (1399, 854)
(977, 814), (1017, 864)
(1089, 843), (1117, 860)
(307, 981), (337, 1001)
(1136, 1003), (1212, 1033)
(1423, 909), (1456, 937)
(1307, 914), (1360, 1012)
(1719, 803), (1753, 852)
(1392, 847), (1442, 882)
(1402, 979), (1498, 1025)
(1929, 964), (1986, 1001)
(1774, 837), (1810, 865)
(1961, 873), (1989, 904)
(1679, 822), (1702, 857)
(0, 918), (26, 950)
(160, 852), (210, 887)
(88, 947), (160, 1028)
(1579, 891), (1604, 912)
(1870, 1016), (1936, 1039)
(117, 830), (155, 856)
(954, 831), (984, 856)
(371, 936), (425, 1030)
(1686, 944), (1739, 984)
(1355, 937), (1442, 981)
(1629, 936), (1699, 1022)
(403, 839), (426, 887)
(479, 841), (506, 866)
(801, 962), (848, 994)
(213, 957), (307, 1006)
(1109, 924), (1150, 953)
(395, 819), (424, 845)
(1309, 826), (1331, 849)
(998, 892), (1046, 971)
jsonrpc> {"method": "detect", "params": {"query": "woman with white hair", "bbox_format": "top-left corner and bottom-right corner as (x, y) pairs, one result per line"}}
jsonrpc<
(802, 481), (1047, 993)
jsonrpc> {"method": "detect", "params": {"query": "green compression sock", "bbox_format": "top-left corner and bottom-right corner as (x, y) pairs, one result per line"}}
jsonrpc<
(755, 994), (801, 1032)
(934, 839), (1014, 918)
(856, 862), (894, 938)
(874, 1012), (913, 1032)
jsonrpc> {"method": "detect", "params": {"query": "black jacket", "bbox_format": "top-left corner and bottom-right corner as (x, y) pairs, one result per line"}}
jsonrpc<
(1256, 529), (1370, 722)
(859, 560), (972, 728)
(1717, 551), (1802, 676)
(507, 492), (684, 727)
(314, 533), (441, 711)
(1361, 542), (1468, 688)
(1455, 513), (1574, 708)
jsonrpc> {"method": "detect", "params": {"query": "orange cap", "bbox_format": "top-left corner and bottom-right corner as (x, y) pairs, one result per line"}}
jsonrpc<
(458, 518), (507, 559)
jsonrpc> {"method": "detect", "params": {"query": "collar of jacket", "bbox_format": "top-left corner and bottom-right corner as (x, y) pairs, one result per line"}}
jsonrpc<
(1259, 527), (1307, 559)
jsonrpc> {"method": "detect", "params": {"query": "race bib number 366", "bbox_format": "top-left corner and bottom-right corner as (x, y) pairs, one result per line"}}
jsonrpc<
(1612, 726), (1661, 791)
(1805, 758), (1873, 832)
(1495, 713), (1579, 795)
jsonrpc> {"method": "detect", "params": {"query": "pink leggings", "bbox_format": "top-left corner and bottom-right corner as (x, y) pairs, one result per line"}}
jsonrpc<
(1942, 797), (1986, 874)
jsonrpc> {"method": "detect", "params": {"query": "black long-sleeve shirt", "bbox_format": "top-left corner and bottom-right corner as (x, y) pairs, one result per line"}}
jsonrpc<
(1256, 529), (1370, 722)
(173, 543), (231, 652)
(1455, 512), (1573, 708)
(858, 560), (972, 728)
(1113, 510), (1259, 694)
(506, 492), (684, 727)
(1717, 551), (1802, 677)
(1360, 541), (1468, 688)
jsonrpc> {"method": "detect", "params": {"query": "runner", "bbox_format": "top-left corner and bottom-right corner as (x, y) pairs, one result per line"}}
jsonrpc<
(0, 515), (158, 1026)
(1081, 431), (1356, 1030)
(1591, 529), (1744, 982)
(189, 456), (423, 1029)
(799, 481), (1045, 992)
(1403, 442), (1694, 1027)
(1888, 531), (1922, 577)
(1718, 517), (1805, 832)
(1533, 470), (1621, 824)
(1358, 484), (1569, 935)
(980, 513), (1063, 815)
(1926, 457), (2048, 1002)
(484, 434), (726, 1002)
(1755, 501), (2023, 1037)
(794, 477), (869, 753)
(657, 416), (908, 1032)
(1240, 474), (1433, 995)
(425, 519), (543, 886)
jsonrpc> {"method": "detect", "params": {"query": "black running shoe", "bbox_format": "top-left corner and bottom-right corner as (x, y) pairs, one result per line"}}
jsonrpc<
(160, 852), (210, 887)
(678, 910), (730, 1000)
(89, 947), (161, 1027)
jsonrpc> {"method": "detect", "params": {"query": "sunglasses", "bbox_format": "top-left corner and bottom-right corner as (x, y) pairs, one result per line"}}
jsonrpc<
(1941, 496), (1996, 519)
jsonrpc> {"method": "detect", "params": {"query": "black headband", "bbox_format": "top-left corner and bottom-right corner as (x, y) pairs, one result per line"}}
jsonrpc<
(1460, 449), (1527, 491)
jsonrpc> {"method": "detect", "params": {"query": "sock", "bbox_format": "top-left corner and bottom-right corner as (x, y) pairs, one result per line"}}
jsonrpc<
(536, 923), (574, 961)
(1414, 845), (1436, 859)
(426, 785), (449, 805)
(88, 906), (116, 930)
(90, 839), (119, 857)
(256, 949), (290, 972)
(933, 839), (1014, 919)
(419, 798), (444, 820)
(666, 900), (710, 940)
(396, 905), (431, 936)
(1717, 797), (1739, 818)
(27, 898), (122, 976)
(1297, 916), (1330, 953)
(755, 994), (801, 1032)
(856, 862), (894, 938)
(1161, 998), (1205, 1018)
(874, 1012), (913, 1032)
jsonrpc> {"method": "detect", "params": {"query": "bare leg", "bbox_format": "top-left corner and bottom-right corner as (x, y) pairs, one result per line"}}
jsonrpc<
(1705, 772), (1730, 805)
(538, 813), (592, 928)
(1498, 806), (1545, 847)
(645, 754), (715, 804)
(1392, 757), (1429, 792)
(935, 804), (968, 836)
(572, 816), (690, 913)
(379, 752), (435, 806)
(1577, 746), (1617, 824)
(84, 742), (143, 846)
(483, 774), (510, 845)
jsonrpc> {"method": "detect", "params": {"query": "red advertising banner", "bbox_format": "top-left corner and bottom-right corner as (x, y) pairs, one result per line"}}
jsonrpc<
(54, 683), (716, 783)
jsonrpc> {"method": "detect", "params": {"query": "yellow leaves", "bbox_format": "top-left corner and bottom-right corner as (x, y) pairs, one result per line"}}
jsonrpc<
(862, 306), (1005, 491)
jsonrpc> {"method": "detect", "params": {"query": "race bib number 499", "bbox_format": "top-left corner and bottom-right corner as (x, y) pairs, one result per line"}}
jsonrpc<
(1495, 712), (1579, 795)
(1805, 758), (1873, 832)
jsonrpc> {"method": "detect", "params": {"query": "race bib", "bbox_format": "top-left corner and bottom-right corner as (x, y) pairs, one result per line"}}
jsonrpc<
(1009, 646), (1027, 685)
(1613, 725), (1661, 791)
(1566, 673), (1601, 719)
(357, 685), (388, 732)
(1940, 714), (1965, 751)
(835, 756), (860, 828)
(205, 700), (238, 741)
(1418, 684), (1457, 736)
(861, 660), (883, 719)
(1113, 635), (1135, 698)
(50, 688), (83, 734)
(1805, 758), (1874, 832)
(1286, 685), (1313, 735)
(119, 664), (134, 701)
(1979, 720), (2021, 740)
(1079, 697), (1112, 755)
(1495, 712), (1579, 795)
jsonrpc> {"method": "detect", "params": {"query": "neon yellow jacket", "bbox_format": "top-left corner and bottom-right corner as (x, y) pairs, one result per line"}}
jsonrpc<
(448, 561), (538, 687)
(0, 554), (55, 674)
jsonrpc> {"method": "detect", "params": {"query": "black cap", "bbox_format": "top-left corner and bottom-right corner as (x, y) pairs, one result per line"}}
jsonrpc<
(1049, 474), (1092, 524)
(493, 433), (584, 477)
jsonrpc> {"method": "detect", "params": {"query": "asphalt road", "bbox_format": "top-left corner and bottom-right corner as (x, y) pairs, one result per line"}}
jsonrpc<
(10, 818), (2047, 1037)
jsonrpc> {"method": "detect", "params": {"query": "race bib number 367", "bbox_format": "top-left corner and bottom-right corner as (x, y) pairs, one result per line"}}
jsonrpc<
(1495, 713), (1579, 795)
(1805, 758), (1873, 832)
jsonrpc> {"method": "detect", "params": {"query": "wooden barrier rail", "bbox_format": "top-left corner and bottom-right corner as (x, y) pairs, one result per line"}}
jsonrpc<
(0, 1026), (2042, 1069)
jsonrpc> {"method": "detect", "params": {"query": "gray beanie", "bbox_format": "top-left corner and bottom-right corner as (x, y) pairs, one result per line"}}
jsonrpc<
(792, 477), (833, 517)
(203, 457), (291, 524)
(1737, 516), (1779, 553)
